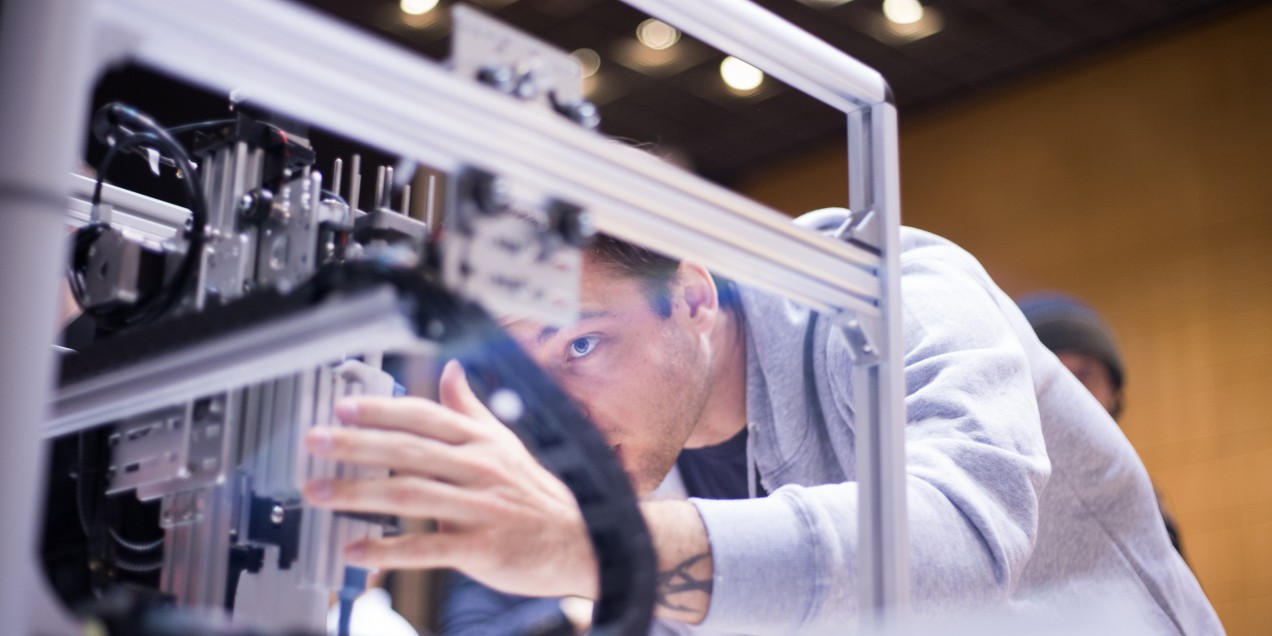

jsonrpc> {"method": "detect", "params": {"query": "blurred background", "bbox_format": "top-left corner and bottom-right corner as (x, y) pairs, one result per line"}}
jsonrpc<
(79, 0), (1272, 632)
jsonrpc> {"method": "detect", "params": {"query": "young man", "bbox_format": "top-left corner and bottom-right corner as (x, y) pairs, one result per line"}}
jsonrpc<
(301, 213), (1220, 633)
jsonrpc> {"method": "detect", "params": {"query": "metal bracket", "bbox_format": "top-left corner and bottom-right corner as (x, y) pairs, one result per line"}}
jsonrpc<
(839, 315), (882, 368)
(443, 167), (586, 326)
(108, 394), (235, 501)
(451, 4), (598, 129)
(159, 488), (207, 528)
(246, 496), (303, 570)
(835, 207), (882, 254)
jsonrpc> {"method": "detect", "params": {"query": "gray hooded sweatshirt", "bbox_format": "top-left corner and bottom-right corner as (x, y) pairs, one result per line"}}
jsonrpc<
(687, 227), (1221, 634)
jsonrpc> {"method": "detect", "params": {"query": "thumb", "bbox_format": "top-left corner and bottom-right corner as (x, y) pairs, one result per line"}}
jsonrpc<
(439, 359), (494, 422)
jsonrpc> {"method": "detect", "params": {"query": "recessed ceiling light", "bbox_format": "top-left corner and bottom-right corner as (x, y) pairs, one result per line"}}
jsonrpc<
(571, 48), (602, 78)
(400, 0), (439, 16)
(796, 0), (854, 7)
(637, 19), (680, 51)
(882, 0), (924, 25)
(865, 5), (943, 44)
(720, 56), (764, 92)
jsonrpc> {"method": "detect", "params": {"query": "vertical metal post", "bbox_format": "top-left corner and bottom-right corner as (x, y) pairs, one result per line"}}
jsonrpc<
(849, 101), (910, 627)
(0, 0), (94, 632)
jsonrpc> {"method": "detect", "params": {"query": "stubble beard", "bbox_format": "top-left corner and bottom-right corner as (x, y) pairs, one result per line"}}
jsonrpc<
(631, 325), (712, 495)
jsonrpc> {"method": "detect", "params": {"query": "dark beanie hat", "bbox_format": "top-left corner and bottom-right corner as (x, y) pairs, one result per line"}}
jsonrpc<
(1017, 293), (1125, 391)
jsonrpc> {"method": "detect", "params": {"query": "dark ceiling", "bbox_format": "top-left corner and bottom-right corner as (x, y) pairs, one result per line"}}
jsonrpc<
(267, 0), (1267, 183)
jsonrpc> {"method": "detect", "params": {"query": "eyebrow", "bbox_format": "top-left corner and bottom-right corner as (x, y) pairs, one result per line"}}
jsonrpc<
(535, 310), (613, 345)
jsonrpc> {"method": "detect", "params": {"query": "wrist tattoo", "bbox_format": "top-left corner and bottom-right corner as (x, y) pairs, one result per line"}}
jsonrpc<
(655, 551), (712, 613)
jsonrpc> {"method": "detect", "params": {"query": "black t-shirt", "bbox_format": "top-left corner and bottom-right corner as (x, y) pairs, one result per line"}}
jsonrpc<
(675, 427), (766, 500)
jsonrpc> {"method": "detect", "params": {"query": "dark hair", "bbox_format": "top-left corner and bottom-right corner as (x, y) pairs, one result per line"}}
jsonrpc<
(584, 234), (738, 318)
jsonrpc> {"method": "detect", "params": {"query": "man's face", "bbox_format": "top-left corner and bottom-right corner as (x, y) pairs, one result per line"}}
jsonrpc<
(1056, 350), (1119, 418)
(503, 260), (711, 494)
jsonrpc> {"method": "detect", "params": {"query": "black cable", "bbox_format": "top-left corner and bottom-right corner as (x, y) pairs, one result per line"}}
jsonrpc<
(74, 433), (95, 538)
(166, 118), (235, 136)
(113, 554), (165, 574)
(75, 432), (167, 571)
(71, 103), (210, 331)
(110, 528), (165, 553)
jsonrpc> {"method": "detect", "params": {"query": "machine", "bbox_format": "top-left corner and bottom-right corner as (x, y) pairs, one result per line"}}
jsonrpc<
(0, 1), (908, 634)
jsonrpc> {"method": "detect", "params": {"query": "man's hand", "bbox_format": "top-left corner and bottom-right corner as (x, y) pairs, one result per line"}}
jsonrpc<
(303, 360), (599, 600)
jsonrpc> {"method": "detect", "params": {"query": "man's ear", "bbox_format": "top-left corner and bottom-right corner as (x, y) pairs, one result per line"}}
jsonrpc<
(674, 261), (719, 325)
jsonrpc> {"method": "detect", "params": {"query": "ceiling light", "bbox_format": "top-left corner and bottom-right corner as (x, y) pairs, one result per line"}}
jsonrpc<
(883, 0), (924, 25)
(796, 0), (854, 7)
(570, 48), (601, 78)
(867, 5), (943, 43)
(400, 0), (439, 16)
(637, 19), (680, 51)
(720, 56), (764, 92)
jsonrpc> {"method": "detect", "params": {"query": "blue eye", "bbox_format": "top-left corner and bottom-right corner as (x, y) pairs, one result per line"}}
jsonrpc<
(567, 335), (599, 359)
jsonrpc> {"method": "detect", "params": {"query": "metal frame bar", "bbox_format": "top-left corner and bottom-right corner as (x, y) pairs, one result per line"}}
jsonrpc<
(0, 1), (94, 633)
(623, 0), (889, 110)
(48, 287), (432, 437)
(66, 172), (190, 240)
(850, 102), (911, 622)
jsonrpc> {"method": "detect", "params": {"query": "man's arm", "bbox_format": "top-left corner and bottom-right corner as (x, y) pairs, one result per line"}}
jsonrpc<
(641, 501), (713, 625)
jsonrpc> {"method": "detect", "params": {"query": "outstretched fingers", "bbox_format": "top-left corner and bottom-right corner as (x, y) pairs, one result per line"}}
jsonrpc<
(304, 474), (482, 525)
(306, 426), (507, 486)
(331, 394), (492, 444)
(343, 532), (470, 571)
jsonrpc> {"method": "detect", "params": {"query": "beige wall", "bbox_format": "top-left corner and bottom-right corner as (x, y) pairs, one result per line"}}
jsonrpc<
(737, 4), (1272, 633)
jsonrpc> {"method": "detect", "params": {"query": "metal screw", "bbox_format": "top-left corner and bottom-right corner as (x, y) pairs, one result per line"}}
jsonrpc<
(564, 100), (600, 129)
(477, 65), (515, 94)
(270, 203), (291, 224)
(270, 504), (286, 526)
(474, 174), (511, 215)
(514, 72), (538, 100)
